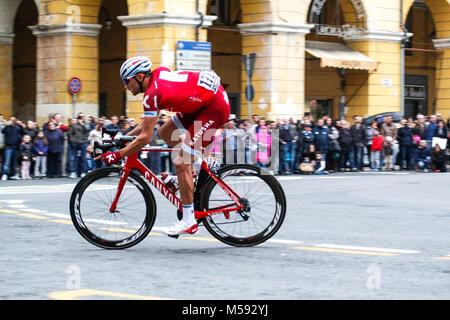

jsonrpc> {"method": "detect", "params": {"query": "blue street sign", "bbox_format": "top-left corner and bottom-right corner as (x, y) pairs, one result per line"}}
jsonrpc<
(176, 41), (212, 71)
(176, 41), (211, 51)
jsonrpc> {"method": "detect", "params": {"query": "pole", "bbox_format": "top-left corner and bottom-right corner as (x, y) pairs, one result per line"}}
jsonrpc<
(400, 0), (407, 117)
(72, 93), (77, 118)
(246, 54), (251, 119)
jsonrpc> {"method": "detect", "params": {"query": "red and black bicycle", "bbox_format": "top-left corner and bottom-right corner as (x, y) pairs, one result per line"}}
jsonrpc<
(69, 130), (286, 249)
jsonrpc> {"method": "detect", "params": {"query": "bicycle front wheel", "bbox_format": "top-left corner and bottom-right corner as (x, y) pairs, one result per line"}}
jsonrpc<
(199, 164), (286, 247)
(70, 167), (157, 249)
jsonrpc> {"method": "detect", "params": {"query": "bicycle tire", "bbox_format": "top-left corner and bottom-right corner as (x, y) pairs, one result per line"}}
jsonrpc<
(198, 164), (286, 247)
(70, 167), (157, 249)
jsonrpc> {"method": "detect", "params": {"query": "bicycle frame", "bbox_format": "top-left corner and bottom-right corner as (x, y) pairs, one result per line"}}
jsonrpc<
(109, 147), (244, 220)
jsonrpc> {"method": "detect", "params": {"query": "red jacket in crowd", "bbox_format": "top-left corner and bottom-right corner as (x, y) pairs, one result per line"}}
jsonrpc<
(372, 135), (383, 151)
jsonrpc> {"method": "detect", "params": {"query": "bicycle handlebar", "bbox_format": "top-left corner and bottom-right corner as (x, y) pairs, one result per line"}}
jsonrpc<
(93, 128), (138, 156)
(95, 128), (178, 155)
(102, 127), (121, 137)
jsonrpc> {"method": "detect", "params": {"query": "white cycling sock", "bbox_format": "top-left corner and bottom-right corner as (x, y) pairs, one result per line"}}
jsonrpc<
(182, 204), (196, 225)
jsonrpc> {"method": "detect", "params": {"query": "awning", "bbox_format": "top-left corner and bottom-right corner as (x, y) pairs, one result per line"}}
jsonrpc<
(305, 40), (380, 71)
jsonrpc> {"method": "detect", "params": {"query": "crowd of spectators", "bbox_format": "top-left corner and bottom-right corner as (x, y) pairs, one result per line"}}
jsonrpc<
(0, 111), (448, 180)
(209, 113), (449, 175)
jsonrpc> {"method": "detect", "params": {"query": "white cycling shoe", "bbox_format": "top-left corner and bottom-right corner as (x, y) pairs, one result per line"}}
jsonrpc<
(161, 220), (198, 238)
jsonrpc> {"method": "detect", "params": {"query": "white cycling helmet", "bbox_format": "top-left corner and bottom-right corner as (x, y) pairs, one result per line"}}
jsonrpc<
(120, 56), (152, 84)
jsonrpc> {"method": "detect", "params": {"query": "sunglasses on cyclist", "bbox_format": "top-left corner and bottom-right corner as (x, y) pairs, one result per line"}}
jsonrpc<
(123, 76), (136, 85)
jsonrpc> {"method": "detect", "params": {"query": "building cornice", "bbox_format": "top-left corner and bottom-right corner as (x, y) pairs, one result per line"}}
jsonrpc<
(238, 22), (315, 35)
(345, 29), (413, 43)
(432, 38), (450, 50)
(29, 23), (102, 37)
(118, 13), (217, 28)
(0, 32), (14, 44)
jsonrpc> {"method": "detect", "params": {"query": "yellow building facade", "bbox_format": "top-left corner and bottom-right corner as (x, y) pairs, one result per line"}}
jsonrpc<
(0, 0), (449, 125)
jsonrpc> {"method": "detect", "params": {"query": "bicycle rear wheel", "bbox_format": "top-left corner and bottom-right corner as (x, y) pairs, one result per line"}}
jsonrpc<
(198, 164), (286, 247)
(70, 167), (156, 249)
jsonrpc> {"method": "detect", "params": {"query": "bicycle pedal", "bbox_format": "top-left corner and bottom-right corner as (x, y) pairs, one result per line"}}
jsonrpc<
(167, 234), (179, 239)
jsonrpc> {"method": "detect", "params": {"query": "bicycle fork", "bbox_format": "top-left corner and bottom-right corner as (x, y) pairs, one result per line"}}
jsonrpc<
(109, 166), (131, 213)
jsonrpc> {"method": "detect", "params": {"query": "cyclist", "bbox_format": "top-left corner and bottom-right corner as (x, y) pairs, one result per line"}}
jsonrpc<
(97, 56), (230, 236)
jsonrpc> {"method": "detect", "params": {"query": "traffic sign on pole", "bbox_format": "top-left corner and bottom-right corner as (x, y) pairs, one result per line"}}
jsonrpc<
(245, 84), (255, 102)
(68, 77), (81, 117)
(242, 53), (256, 79)
(242, 53), (257, 117)
(68, 77), (82, 95)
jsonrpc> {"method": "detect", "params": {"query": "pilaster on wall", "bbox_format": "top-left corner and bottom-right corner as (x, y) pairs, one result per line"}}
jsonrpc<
(118, 12), (216, 120)
(433, 38), (450, 117)
(30, 23), (101, 125)
(127, 0), (209, 16)
(0, 33), (14, 118)
(238, 22), (313, 120)
(38, 0), (102, 25)
(344, 30), (404, 120)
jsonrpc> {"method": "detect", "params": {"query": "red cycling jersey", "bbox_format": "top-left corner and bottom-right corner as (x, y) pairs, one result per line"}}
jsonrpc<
(142, 66), (230, 157)
(142, 67), (221, 118)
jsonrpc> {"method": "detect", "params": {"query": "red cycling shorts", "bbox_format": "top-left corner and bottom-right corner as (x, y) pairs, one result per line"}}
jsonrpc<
(172, 86), (230, 157)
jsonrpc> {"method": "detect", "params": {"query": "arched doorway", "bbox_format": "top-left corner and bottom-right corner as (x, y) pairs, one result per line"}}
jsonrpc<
(404, 1), (437, 118)
(305, 0), (347, 121)
(207, 0), (242, 117)
(98, 0), (128, 118)
(305, 0), (372, 121)
(13, 0), (38, 121)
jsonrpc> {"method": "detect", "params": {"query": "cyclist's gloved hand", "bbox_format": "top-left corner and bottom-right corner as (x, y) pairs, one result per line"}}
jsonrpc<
(99, 151), (122, 165)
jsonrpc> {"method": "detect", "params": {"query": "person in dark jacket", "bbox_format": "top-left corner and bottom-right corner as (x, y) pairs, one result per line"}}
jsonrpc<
(350, 116), (366, 170)
(325, 118), (340, 172)
(433, 120), (448, 139)
(44, 122), (65, 178)
(312, 118), (330, 158)
(413, 114), (428, 140)
(106, 115), (122, 131)
(301, 124), (314, 154)
(338, 121), (355, 171)
(68, 115), (90, 178)
(431, 144), (447, 172)
(426, 114), (438, 147)
(33, 130), (48, 178)
(397, 119), (415, 170)
(279, 119), (297, 174)
(19, 134), (35, 180)
(1, 117), (24, 180)
(293, 121), (304, 173)
(23, 120), (39, 140)
(415, 140), (431, 172)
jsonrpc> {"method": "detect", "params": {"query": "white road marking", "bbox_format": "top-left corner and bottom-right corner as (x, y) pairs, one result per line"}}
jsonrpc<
(151, 226), (166, 232)
(315, 244), (420, 254)
(267, 239), (303, 244)
(359, 171), (411, 175)
(0, 184), (77, 194)
(41, 212), (70, 219)
(7, 204), (27, 208)
(0, 200), (24, 204)
(21, 208), (48, 213)
(84, 219), (128, 226)
(0, 183), (137, 195)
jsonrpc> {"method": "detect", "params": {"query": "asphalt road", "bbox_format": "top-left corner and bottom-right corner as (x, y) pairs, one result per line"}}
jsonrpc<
(1, 170), (449, 300)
